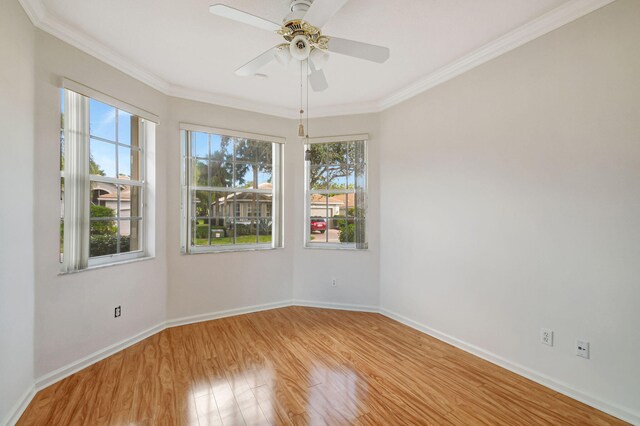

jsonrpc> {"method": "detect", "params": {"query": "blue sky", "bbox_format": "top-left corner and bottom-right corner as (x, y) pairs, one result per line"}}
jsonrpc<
(89, 99), (134, 178)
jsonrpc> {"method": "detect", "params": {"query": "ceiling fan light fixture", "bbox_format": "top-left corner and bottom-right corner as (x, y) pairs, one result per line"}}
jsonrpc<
(309, 48), (329, 70)
(289, 35), (311, 61)
(275, 45), (292, 67)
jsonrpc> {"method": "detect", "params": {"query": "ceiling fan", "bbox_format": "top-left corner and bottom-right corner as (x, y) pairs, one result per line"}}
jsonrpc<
(209, 0), (390, 92)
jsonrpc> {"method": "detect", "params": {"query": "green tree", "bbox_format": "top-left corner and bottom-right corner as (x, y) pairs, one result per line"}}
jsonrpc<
(60, 113), (105, 176)
(90, 205), (116, 236)
(308, 143), (355, 189)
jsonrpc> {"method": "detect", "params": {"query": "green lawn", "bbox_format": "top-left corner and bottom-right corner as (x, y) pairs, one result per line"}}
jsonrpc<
(195, 235), (272, 246)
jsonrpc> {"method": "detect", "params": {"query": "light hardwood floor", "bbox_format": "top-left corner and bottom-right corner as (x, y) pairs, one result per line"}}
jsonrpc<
(18, 307), (625, 425)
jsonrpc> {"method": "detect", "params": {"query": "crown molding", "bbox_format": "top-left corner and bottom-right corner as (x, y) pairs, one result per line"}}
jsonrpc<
(166, 84), (299, 119)
(377, 0), (616, 110)
(19, 0), (616, 119)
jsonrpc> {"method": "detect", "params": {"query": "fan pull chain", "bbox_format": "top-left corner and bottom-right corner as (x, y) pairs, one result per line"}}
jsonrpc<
(298, 60), (305, 137)
(306, 59), (309, 140)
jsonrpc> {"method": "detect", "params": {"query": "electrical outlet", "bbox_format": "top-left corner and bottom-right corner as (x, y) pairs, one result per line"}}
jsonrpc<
(114, 306), (121, 318)
(577, 340), (590, 359)
(541, 328), (553, 346)
(331, 278), (337, 287)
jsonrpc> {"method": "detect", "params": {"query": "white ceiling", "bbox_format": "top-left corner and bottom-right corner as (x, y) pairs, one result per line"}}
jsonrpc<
(21, 0), (611, 117)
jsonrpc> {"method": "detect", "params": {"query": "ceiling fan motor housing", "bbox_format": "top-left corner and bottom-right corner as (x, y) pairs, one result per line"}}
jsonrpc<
(290, 35), (311, 60)
(285, 0), (312, 23)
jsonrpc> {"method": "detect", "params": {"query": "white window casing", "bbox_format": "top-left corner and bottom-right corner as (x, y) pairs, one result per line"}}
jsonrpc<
(180, 123), (284, 254)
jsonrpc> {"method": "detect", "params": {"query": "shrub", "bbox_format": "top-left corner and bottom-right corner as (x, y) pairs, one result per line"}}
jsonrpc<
(339, 223), (355, 243)
(90, 235), (130, 257)
(195, 224), (209, 239)
(90, 205), (116, 235)
(236, 223), (256, 236)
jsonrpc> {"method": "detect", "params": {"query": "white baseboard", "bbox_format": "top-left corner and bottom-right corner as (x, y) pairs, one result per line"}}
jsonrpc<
(292, 299), (380, 313)
(24, 301), (637, 425)
(2, 384), (35, 426)
(379, 308), (640, 425)
(166, 300), (292, 328)
(34, 322), (165, 391)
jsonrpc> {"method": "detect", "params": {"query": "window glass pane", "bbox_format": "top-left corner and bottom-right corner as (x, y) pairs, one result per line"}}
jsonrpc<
(210, 218), (234, 245)
(118, 110), (132, 145)
(235, 139), (257, 163)
(117, 145), (141, 181)
(211, 191), (233, 217)
(120, 219), (141, 252)
(211, 134), (233, 161)
(310, 166), (326, 190)
(235, 218), (257, 244)
(257, 142), (272, 164)
(210, 162), (233, 188)
(305, 140), (366, 248)
(258, 197), (272, 217)
(230, 192), (256, 218)
(120, 185), (141, 218)
(118, 145), (131, 179)
(90, 138), (116, 177)
(308, 144), (326, 165)
(235, 163), (260, 188)
(184, 130), (278, 251)
(192, 218), (210, 246)
(345, 194), (356, 218)
(327, 166), (347, 189)
(258, 218), (272, 244)
(324, 142), (348, 165)
(89, 99), (116, 141)
(192, 132), (209, 158)
(192, 190), (210, 217)
(59, 218), (64, 263)
(346, 166), (356, 189)
(90, 218), (118, 257)
(90, 181), (118, 217)
(258, 163), (272, 187)
(63, 92), (147, 266)
(193, 159), (209, 187)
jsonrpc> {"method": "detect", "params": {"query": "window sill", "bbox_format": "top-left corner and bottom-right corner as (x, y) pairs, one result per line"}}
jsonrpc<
(58, 255), (155, 275)
(184, 245), (283, 255)
(304, 244), (368, 251)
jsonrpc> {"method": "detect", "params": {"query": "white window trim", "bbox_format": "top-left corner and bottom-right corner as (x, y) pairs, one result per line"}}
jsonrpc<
(304, 136), (368, 250)
(60, 84), (157, 272)
(62, 78), (159, 124)
(87, 118), (149, 268)
(180, 123), (285, 254)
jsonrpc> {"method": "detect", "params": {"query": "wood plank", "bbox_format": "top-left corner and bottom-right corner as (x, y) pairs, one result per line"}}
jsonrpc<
(17, 307), (628, 426)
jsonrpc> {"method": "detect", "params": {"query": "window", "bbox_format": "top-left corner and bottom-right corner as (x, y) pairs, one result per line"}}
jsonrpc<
(60, 81), (157, 272)
(180, 125), (283, 253)
(305, 137), (367, 249)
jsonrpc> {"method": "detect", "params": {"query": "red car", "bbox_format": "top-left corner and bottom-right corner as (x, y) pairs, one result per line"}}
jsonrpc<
(310, 217), (326, 233)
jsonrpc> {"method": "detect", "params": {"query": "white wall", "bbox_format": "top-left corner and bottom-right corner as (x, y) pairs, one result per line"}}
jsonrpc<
(291, 114), (380, 307)
(0, 0), (35, 422)
(166, 98), (294, 320)
(379, 0), (640, 419)
(32, 29), (169, 377)
(6, 0), (638, 422)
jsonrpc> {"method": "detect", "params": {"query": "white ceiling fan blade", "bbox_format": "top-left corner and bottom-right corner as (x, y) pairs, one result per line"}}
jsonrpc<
(326, 36), (390, 63)
(308, 61), (329, 92)
(303, 0), (349, 29)
(209, 4), (281, 32)
(235, 46), (278, 76)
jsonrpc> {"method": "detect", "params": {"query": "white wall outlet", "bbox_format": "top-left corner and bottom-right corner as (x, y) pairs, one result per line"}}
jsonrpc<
(331, 278), (337, 287)
(541, 328), (553, 346)
(577, 340), (590, 359)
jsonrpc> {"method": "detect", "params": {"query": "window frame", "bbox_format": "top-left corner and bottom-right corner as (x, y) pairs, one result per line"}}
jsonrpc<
(59, 79), (158, 272)
(180, 123), (285, 254)
(304, 135), (368, 250)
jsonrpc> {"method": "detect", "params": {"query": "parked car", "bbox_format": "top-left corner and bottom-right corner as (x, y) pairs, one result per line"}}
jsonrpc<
(310, 217), (326, 233)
